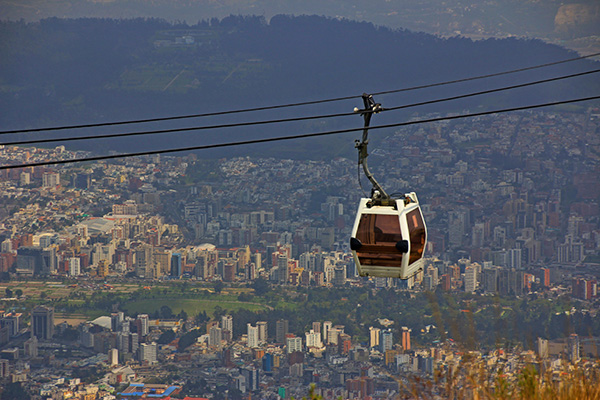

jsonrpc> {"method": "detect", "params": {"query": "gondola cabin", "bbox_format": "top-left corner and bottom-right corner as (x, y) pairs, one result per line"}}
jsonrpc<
(350, 192), (427, 279)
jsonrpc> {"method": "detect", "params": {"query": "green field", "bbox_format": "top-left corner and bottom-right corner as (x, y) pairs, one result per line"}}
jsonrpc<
(122, 298), (270, 317)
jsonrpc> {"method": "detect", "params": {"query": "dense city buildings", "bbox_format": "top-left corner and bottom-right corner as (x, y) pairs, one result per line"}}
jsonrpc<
(0, 107), (598, 398)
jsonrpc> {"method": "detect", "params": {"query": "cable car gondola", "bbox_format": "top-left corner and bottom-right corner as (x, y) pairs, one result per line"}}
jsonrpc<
(349, 94), (427, 279)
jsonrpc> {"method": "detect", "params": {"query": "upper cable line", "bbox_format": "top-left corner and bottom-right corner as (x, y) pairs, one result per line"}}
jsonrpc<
(2, 67), (598, 147)
(371, 50), (600, 97)
(0, 51), (598, 136)
(1, 94), (598, 171)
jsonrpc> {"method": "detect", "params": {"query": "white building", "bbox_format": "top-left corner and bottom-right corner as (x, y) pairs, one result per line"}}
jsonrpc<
(69, 257), (81, 276)
(286, 336), (302, 353)
(305, 329), (322, 348)
(209, 325), (222, 348)
(247, 324), (259, 348)
(508, 248), (522, 269)
(20, 172), (30, 186)
(464, 265), (478, 293)
(109, 348), (119, 366)
(42, 172), (60, 188)
(139, 342), (157, 364)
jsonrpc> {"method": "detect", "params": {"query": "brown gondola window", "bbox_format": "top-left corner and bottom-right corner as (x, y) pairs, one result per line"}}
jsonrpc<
(407, 208), (426, 264)
(355, 214), (404, 267)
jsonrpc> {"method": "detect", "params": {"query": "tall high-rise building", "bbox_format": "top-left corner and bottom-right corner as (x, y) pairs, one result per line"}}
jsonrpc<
(20, 171), (30, 186)
(537, 337), (548, 359)
(286, 336), (302, 353)
(327, 327), (341, 345)
(422, 275), (434, 290)
(0, 312), (21, 337)
(333, 265), (346, 286)
(130, 333), (139, 354)
(109, 348), (119, 366)
(322, 321), (332, 343)
(134, 245), (152, 278)
(42, 172), (60, 188)
(464, 266), (478, 293)
(31, 306), (54, 340)
(276, 319), (289, 344)
(247, 324), (259, 348)
(209, 325), (222, 348)
(0, 359), (10, 378)
(441, 274), (452, 291)
(380, 329), (393, 352)
(0, 359), (9, 378)
(541, 268), (551, 287)
(568, 334), (580, 363)
(401, 327), (411, 351)
(448, 210), (468, 247)
(241, 366), (259, 392)
(139, 342), (157, 364)
(277, 254), (289, 284)
(483, 267), (499, 293)
(369, 327), (380, 349)
(508, 248), (522, 269)
(221, 315), (233, 338)
(312, 321), (321, 336)
(137, 314), (149, 337)
(153, 249), (171, 278)
(305, 330), (322, 348)
(426, 265), (438, 285)
(16, 246), (56, 275)
(471, 223), (485, 248)
(257, 321), (268, 343)
(171, 253), (182, 277)
(111, 312), (124, 332)
(69, 257), (81, 276)
(24, 335), (38, 357)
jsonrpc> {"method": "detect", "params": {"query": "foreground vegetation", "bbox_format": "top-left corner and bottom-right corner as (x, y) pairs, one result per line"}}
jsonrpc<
(405, 358), (600, 400)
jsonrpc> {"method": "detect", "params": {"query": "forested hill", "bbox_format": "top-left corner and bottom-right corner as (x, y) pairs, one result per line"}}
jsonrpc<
(1, 16), (598, 158)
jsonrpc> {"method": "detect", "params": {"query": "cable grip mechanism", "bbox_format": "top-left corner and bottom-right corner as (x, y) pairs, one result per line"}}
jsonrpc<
(354, 93), (388, 202)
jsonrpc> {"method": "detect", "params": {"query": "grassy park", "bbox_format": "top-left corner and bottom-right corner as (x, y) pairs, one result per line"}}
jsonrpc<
(122, 298), (270, 317)
(1, 279), (278, 324)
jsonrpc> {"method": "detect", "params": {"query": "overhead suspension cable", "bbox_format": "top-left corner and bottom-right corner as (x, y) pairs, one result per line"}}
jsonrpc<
(1, 51), (598, 136)
(3, 68), (598, 147)
(383, 68), (600, 112)
(371, 51), (600, 97)
(1, 94), (598, 170)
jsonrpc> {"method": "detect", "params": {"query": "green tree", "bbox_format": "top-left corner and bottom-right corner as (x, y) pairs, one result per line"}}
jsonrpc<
(157, 329), (176, 344)
(196, 311), (209, 324)
(5, 288), (12, 298)
(177, 329), (203, 351)
(1, 382), (31, 400)
(214, 281), (225, 294)
(213, 305), (225, 319)
(251, 278), (270, 296)
(159, 305), (174, 319)
(177, 309), (188, 321)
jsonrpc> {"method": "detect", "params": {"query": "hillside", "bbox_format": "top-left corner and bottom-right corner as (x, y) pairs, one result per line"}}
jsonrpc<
(1, 15), (598, 158)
